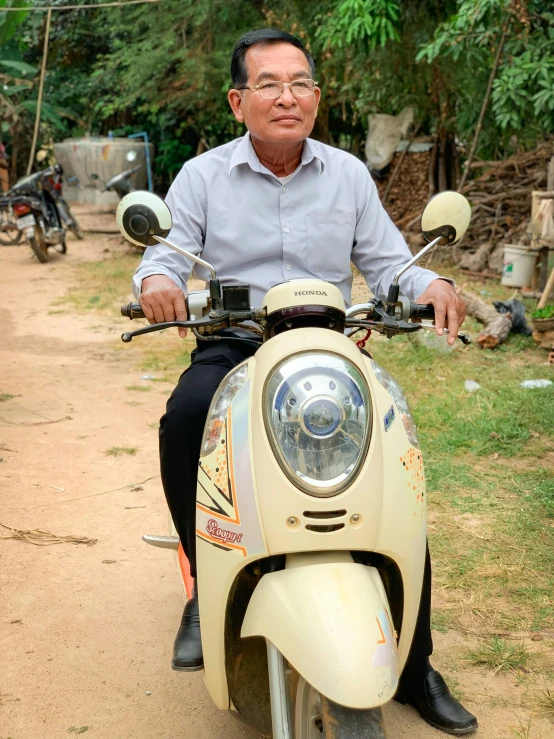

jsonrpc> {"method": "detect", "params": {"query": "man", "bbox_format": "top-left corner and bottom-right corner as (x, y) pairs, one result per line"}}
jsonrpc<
(133, 29), (476, 735)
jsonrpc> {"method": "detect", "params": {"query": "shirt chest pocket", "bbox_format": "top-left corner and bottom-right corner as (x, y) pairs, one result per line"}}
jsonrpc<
(305, 212), (355, 281)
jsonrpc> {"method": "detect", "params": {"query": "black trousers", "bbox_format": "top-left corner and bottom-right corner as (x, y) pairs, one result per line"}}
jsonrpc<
(159, 338), (433, 669)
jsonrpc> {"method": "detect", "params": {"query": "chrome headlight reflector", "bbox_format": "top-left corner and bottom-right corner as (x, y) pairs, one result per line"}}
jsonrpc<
(264, 352), (372, 497)
(371, 361), (419, 447)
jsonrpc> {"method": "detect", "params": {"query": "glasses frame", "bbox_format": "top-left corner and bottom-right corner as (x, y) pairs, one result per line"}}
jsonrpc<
(236, 79), (319, 99)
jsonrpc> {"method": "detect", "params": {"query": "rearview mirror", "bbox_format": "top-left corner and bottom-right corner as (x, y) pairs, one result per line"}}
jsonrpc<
(421, 191), (471, 245)
(116, 191), (172, 247)
(126, 150), (138, 162)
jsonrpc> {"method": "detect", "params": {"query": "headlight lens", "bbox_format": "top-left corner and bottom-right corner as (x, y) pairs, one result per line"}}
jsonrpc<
(264, 352), (372, 496)
(371, 361), (419, 447)
(200, 363), (248, 457)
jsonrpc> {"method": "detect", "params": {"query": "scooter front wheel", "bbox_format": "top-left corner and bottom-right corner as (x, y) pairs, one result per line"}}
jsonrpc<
(294, 675), (387, 739)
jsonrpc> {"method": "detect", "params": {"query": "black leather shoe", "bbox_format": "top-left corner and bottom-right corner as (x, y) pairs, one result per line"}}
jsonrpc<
(171, 596), (203, 672)
(395, 668), (478, 735)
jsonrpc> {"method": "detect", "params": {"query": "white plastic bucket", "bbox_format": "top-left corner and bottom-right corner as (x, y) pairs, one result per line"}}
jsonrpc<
(501, 245), (538, 288)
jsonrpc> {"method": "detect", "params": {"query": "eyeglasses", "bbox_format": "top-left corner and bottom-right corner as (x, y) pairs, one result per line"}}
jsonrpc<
(237, 79), (318, 99)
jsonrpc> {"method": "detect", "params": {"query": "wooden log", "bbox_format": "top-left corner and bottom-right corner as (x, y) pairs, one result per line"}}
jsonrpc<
(459, 290), (513, 349)
(458, 242), (494, 271)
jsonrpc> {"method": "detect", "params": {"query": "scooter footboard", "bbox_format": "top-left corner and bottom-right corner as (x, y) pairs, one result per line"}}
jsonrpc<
(241, 553), (399, 709)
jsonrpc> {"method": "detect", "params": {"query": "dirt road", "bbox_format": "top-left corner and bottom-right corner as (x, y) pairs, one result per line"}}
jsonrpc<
(0, 236), (546, 738)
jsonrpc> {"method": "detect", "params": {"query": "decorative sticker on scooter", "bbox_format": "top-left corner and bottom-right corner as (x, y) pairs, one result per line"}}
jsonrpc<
(371, 607), (399, 697)
(400, 447), (426, 525)
(383, 404), (396, 432)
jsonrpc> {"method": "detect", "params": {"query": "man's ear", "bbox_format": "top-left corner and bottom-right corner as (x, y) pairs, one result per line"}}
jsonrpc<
(228, 89), (244, 123)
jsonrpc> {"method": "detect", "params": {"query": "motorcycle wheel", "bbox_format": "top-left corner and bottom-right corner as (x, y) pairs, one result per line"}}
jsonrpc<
(28, 226), (49, 263)
(294, 675), (387, 739)
(0, 227), (22, 246)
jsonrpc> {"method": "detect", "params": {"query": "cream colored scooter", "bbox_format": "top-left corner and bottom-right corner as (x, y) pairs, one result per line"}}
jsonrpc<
(117, 190), (471, 738)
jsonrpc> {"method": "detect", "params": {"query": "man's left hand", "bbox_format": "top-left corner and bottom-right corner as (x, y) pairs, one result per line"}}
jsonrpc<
(416, 279), (466, 346)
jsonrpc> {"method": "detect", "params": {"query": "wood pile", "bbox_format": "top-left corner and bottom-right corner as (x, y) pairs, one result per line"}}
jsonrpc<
(455, 141), (553, 273)
(377, 139), (554, 273)
(375, 150), (432, 232)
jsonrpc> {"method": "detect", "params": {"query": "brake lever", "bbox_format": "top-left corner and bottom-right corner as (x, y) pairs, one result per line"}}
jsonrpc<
(121, 320), (193, 343)
(418, 322), (472, 345)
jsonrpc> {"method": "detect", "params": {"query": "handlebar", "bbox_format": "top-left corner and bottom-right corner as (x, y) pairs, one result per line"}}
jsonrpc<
(121, 302), (145, 319)
(409, 303), (435, 320)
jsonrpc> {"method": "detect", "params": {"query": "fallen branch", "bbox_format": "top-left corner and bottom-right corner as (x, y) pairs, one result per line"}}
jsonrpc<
(0, 522), (97, 546)
(459, 290), (512, 349)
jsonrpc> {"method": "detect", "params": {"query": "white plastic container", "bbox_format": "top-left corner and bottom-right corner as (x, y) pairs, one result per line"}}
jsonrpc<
(501, 244), (539, 288)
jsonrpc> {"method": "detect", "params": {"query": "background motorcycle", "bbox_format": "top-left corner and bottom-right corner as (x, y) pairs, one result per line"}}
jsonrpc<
(45, 165), (84, 240)
(117, 190), (471, 738)
(0, 197), (22, 246)
(6, 164), (71, 262)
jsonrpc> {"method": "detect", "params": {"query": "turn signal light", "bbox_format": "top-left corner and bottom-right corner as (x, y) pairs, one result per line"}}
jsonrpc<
(13, 203), (31, 216)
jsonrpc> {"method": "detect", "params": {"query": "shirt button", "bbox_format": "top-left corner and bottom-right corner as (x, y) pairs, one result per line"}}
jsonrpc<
(286, 265), (291, 270)
(283, 227), (290, 233)
(282, 187), (286, 193)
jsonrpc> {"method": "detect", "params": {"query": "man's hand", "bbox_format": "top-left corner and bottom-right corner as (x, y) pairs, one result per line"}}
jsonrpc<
(416, 279), (466, 346)
(139, 275), (188, 338)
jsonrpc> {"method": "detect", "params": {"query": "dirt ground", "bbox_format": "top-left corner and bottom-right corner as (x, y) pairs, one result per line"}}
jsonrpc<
(1, 229), (551, 738)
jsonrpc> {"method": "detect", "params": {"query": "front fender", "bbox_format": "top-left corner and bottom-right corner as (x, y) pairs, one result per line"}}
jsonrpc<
(241, 554), (399, 709)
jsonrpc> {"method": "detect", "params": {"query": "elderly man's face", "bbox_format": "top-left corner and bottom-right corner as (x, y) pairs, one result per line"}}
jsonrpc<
(228, 43), (320, 146)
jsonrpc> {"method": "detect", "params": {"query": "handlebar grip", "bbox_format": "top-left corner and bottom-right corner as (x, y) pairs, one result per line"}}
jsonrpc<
(121, 302), (145, 319)
(410, 303), (435, 320)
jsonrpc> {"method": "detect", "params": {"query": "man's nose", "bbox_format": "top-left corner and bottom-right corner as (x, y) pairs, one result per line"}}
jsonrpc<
(275, 84), (296, 106)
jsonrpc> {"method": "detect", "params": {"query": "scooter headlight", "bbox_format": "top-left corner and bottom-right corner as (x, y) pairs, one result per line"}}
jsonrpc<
(371, 361), (419, 447)
(264, 352), (372, 497)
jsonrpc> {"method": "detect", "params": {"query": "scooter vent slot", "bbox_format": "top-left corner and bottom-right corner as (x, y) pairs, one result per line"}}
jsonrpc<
(305, 523), (345, 533)
(303, 510), (347, 520)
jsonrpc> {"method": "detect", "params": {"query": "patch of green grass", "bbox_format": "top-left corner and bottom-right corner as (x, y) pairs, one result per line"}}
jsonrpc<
(468, 636), (530, 673)
(126, 384), (151, 392)
(124, 401), (144, 406)
(0, 393), (15, 402)
(431, 610), (451, 633)
(148, 422), (159, 429)
(68, 728), (89, 735)
(59, 254), (141, 314)
(535, 686), (554, 717)
(105, 446), (138, 457)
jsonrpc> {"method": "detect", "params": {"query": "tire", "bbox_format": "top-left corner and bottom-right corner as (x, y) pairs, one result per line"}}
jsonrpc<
(294, 675), (387, 739)
(28, 226), (49, 263)
(0, 214), (22, 245)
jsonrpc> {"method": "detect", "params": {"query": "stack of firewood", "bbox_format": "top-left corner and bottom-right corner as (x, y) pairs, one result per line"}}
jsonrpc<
(374, 150), (433, 228)
(377, 139), (554, 273)
(455, 141), (553, 273)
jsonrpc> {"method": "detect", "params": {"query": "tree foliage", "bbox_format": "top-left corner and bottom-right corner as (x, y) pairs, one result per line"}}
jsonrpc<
(4, 0), (554, 187)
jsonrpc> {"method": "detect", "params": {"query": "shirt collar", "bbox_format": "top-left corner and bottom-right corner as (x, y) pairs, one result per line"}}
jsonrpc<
(229, 131), (324, 176)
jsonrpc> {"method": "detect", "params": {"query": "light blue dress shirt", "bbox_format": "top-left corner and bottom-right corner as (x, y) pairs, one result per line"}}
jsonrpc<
(133, 132), (440, 307)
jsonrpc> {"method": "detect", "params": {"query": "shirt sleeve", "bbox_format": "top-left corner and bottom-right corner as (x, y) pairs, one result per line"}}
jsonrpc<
(132, 163), (207, 298)
(350, 164), (441, 302)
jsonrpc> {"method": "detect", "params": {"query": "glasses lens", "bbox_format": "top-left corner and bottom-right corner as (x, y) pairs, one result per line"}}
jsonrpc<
(259, 82), (283, 99)
(258, 80), (316, 98)
(291, 80), (315, 97)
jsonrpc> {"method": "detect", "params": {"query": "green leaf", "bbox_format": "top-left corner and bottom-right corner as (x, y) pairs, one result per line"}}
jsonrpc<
(0, 59), (37, 77)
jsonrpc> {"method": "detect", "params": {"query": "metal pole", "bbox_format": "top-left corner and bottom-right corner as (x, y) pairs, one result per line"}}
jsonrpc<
(129, 132), (153, 192)
(26, 8), (52, 176)
(266, 640), (292, 739)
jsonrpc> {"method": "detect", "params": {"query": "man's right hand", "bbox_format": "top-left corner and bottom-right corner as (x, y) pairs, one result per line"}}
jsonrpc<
(139, 275), (188, 338)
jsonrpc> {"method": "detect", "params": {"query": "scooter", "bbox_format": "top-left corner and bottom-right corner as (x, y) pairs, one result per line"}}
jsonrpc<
(6, 164), (70, 262)
(116, 189), (471, 738)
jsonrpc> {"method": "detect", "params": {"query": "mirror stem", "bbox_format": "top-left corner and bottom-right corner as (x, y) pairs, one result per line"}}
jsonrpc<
(393, 235), (442, 286)
(153, 235), (217, 279)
